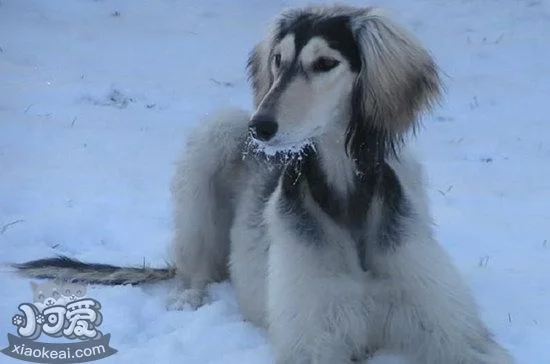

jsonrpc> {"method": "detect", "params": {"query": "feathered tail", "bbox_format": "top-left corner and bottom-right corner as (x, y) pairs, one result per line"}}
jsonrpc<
(11, 255), (175, 285)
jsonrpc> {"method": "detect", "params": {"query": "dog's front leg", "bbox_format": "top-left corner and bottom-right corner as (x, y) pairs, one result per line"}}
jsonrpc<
(167, 109), (249, 310)
(264, 183), (374, 364)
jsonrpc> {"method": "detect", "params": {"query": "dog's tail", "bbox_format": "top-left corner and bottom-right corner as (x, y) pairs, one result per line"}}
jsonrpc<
(11, 255), (176, 285)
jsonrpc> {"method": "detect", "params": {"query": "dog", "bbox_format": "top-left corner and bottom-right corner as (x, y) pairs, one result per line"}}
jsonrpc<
(12, 5), (514, 364)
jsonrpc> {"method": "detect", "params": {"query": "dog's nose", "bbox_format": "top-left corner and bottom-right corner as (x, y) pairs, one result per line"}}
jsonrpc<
(249, 115), (278, 141)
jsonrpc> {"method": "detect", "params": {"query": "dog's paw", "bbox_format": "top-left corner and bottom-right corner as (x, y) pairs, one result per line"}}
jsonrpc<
(166, 287), (207, 311)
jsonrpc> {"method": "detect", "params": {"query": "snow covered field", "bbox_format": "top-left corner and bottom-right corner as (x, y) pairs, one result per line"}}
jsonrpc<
(1, 0), (548, 363)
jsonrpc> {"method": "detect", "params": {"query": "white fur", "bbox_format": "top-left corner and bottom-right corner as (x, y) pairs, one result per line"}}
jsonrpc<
(167, 108), (248, 309)
(167, 108), (514, 363)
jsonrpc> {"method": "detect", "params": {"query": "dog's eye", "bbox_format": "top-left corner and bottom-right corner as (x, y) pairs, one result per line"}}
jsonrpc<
(273, 53), (282, 68)
(312, 57), (340, 72)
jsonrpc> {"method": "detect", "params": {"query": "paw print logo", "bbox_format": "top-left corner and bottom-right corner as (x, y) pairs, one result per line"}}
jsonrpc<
(12, 314), (25, 327)
(36, 314), (45, 325)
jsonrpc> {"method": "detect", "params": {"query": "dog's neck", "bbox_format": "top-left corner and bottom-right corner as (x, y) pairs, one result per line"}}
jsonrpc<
(315, 134), (357, 197)
(280, 134), (382, 230)
(277, 132), (408, 267)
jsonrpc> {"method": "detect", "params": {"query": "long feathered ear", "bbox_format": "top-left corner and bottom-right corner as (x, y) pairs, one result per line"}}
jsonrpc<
(350, 9), (442, 142)
(247, 39), (273, 108)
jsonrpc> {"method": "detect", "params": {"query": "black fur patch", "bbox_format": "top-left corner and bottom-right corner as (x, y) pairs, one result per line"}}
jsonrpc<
(15, 256), (120, 273)
(278, 148), (324, 243)
(277, 145), (410, 270)
(375, 164), (411, 250)
(276, 14), (361, 72)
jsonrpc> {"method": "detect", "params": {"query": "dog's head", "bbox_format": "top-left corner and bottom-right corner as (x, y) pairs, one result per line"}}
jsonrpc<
(247, 5), (441, 157)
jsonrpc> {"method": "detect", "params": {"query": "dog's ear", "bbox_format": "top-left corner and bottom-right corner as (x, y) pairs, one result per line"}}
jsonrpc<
(351, 9), (442, 139)
(247, 40), (273, 108)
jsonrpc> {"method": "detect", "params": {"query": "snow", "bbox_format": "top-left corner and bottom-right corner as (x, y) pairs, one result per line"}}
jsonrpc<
(0, 0), (548, 363)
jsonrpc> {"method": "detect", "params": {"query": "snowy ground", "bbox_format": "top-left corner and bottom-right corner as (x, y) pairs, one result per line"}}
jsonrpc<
(1, 0), (548, 363)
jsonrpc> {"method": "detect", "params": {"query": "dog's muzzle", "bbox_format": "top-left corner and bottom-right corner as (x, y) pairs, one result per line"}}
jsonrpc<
(249, 114), (278, 142)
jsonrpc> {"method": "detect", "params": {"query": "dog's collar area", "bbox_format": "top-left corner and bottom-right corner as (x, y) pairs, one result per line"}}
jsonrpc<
(279, 143), (408, 254)
(243, 134), (387, 185)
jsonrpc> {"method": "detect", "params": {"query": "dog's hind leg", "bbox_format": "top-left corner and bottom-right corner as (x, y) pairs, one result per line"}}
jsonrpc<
(166, 108), (250, 310)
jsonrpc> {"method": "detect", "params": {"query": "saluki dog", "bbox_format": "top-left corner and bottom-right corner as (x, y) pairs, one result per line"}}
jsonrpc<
(13, 5), (514, 364)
